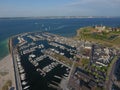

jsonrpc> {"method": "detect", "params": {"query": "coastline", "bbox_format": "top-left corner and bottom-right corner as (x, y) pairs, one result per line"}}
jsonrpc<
(0, 28), (119, 90)
(0, 54), (16, 90)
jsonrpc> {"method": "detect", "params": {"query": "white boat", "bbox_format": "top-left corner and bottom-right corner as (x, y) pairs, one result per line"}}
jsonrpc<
(54, 75), (62, 79)
(19, 69), (25, 73)
(23, 85), (30, 89)
(36, 68), (46, 77)
(64, 74), (68, 77)
(20, 73), (26, 80)
(17, 62), (21, 65)
(29, 54), (36, 58)
(60, 53), (64, 55)
(22, 81), (27, 85)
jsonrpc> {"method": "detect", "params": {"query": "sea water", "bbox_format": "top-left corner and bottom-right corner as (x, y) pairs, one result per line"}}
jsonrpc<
(0, 18), (120, 60)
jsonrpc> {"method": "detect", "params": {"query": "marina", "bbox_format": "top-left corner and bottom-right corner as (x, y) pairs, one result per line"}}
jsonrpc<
(11, 32), (75, 90)
(9, 29), (120, 90)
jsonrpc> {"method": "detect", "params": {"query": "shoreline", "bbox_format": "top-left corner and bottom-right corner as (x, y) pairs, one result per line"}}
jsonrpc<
(0, 53), (9, 61)
(0, 54), (16, 90)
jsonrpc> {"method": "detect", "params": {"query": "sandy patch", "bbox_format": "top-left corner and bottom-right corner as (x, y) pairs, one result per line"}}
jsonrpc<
(0, 54), (16, 90)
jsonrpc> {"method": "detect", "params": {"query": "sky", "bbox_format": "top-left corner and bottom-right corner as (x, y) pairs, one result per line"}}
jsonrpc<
(0, 0), (120, 17)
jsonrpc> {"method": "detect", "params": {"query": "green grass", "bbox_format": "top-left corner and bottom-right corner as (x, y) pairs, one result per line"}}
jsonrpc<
(52, 53), (73, 67)
(80, 58), (90, 68)
(95, 87), (105, 90)
(75, 27), (120, 48)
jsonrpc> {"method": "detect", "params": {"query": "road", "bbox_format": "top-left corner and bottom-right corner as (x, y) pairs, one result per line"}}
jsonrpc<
(105, 57), (117, 90)
(9, 38), (22, 90)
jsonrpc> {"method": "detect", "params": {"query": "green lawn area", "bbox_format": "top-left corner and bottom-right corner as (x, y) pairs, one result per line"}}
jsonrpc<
(51, 53), (73, 67)
(80, 58), (90, 68)
(75, 27), (120, 48)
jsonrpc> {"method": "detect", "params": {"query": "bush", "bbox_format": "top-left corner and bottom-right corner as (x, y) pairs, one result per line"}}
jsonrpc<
(2, 80), (12, 90)
(6, 80), (12, 87)
(2, 85), (8, 90)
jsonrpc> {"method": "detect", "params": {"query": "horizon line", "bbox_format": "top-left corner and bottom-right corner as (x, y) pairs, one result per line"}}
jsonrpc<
(0, 16), (120, 19)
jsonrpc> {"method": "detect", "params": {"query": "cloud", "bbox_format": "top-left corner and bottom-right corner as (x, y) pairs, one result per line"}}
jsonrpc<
(66, 0), (120, 7)
(62, 0), (120, 16)
(0, 0), (120, 17)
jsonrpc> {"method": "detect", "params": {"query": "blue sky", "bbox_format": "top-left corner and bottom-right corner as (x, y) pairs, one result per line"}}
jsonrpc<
(0, 0), (120, 17)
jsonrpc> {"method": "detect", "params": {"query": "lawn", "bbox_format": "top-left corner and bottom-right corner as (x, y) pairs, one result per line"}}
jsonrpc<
(75, 27), (120, 48)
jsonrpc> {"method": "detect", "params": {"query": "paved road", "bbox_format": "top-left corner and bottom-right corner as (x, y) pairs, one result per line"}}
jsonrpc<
(112, 59), (120, 89)
(9, 38), (22, 90)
